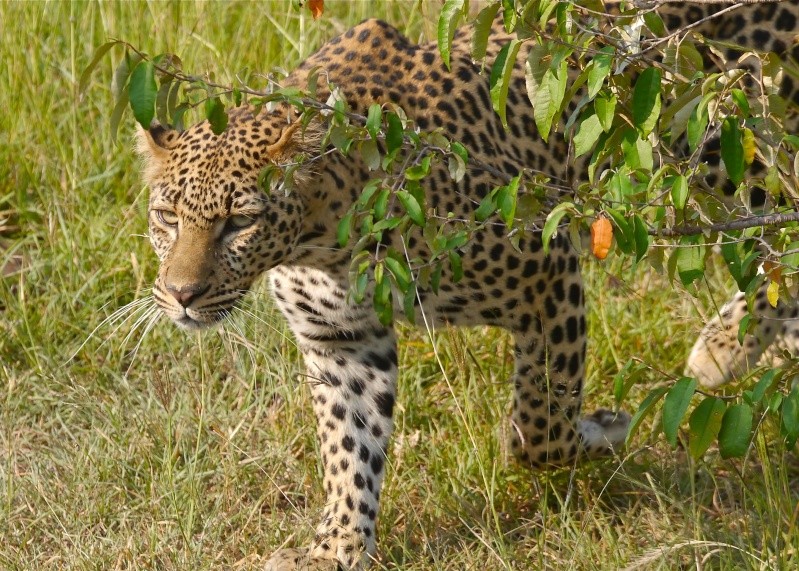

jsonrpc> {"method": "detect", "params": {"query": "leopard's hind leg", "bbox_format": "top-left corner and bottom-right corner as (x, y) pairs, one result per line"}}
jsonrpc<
(686, 286), (799, 388)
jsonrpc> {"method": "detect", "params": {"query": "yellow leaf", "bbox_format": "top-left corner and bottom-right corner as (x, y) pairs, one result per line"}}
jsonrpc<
(742, 127), (756, 166)
(767, 280), (779, 308)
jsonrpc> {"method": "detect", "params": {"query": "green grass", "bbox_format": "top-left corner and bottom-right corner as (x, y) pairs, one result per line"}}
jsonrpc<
(1, 1), (798, 569)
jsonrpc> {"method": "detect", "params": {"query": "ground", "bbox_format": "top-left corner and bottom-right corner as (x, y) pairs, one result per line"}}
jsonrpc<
(1, 1), (798, 569)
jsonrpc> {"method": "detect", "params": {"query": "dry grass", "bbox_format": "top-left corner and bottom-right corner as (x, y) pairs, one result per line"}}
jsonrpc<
(2, 1), (798, 569)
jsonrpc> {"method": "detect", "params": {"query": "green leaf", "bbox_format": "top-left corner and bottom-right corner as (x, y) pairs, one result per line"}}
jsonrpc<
(662, 377), (696, 447)
(360, 139), (380, 171)
(366, 104), (382, 139)
(356, 179), (382, 208)
(643, 10), (666, 36)
(497, 175), (520, 226)
(171, 102), (190, 132)
(129, 60), (157, 128)
(330, 125), (353, 155)
(384, 250), (412, 292)
(471, 3), (501, 63)
(622, 129), (653, 171)
(430, 262), (443, 294)
(336, 211), (353, 248)
(594, 93), (616, 132)
(721, 117), (745, 186)
(751, 369), (780, 403)
(112, 51), (142, 101)
(166, 80), (181, 123)
(524, 43), (548, 104)
(450, 141), (468, 163)
(373, 267), (394, 326)
(783, 388), (799, 448)
(718, 403), (753, 459)
(490, 39), (522, 130)
(109, 84), (129, 143)
(626, 386), (669, 444)
(407, 180), (425, 212)
(373, 188), (390, 219)
(397, 190), (425, 226)
(766, 165), (782, 197)
(502, 0), (516, 31)
(155, 76), (173, 125)
(438, 0), (465, 70)
(205, 97), (228, 135)
(730, 88), (750, 116)
(474, 192), (497, 222)
(587, 46), (614, 98)
(372, 217), (402, 232)
(605, 207), (632, 255)
(632, 215), (649, 261)
(573, 113), (603, 158)
(687, 95), (710, 152)
(721, 239), (758, 292)
(613, 359), (645, 405)
(257, 164), (280, 196)
(688, 397), (726, 460)
(737, 313), (752, 346)
(354, 271), (369, 303)
(676, 235), (705, 287)
(525, 45), (566, 142)
(448, 250), (463, 282)
(542, 202), (573, 254)
(79, 40), (120, 97)
(671, 174), (689, 210)
(444, 231), (468, 251)
(386, 112), (404, 154)
(405, 155), (432, 181)
(631, 67), (661, 136)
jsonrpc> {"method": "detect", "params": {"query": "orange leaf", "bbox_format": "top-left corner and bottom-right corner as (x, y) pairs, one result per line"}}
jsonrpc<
(590, 216), (613, 260)
(308, 0), (324, 19)
(763, 260), (782, 282)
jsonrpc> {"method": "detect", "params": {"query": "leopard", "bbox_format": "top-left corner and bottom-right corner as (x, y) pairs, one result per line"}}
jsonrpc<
(133, 2), (798, 569)
(686, 287), (799, 388)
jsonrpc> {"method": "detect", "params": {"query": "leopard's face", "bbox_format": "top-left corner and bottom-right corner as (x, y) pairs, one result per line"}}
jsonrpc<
(137, 112), (311, 330)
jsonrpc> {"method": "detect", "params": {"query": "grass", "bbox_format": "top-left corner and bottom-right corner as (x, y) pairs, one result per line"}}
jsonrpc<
(1, 1), (798, 569)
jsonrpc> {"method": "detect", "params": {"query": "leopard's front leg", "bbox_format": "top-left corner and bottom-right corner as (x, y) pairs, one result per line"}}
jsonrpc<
(266, 267), (397, 570)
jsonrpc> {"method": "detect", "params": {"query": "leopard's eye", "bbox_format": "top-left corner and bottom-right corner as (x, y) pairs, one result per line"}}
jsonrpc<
(224, 214), (257, 234)
(154, 209), (178, 227)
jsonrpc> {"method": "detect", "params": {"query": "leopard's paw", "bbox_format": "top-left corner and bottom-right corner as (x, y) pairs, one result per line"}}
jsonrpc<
(264, 548), (342, 571)
(578, 408), (630, 456)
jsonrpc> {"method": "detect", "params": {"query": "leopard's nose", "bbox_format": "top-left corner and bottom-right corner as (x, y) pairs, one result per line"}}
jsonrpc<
(166, 282), (210, 308)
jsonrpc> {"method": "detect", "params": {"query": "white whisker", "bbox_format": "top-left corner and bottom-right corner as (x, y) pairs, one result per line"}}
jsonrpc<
(221, 320), (258, 371)
(125, 308), (163, 376)
(121, 303), (160, 348)
(69, 295), (155, 362)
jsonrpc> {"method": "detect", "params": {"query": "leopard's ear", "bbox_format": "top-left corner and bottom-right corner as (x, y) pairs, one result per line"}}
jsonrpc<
(263, 119), (325, 186)
(135, 122), (179, 184)
(265, 121), (305, 163)
(266, 121), (325, 164)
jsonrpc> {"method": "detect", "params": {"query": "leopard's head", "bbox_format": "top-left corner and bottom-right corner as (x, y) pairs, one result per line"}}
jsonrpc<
(136, 107), (321, 330)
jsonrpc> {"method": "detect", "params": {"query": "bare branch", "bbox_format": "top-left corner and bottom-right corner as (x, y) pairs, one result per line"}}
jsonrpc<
(643, 0), (782, 5)
(655, 211), (799, 237)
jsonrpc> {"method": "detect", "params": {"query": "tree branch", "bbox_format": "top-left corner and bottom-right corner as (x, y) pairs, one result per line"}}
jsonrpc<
(644, 0), (782, 4)
(655, 211), (799, 237)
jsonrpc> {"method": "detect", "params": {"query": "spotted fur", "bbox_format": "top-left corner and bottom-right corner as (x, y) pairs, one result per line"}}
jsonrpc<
(135, 4), (798, 569)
